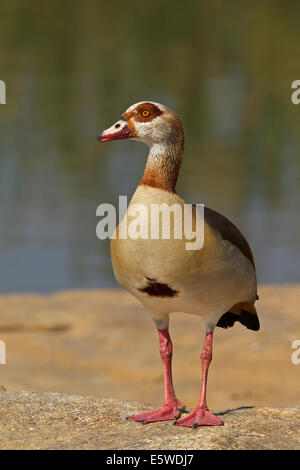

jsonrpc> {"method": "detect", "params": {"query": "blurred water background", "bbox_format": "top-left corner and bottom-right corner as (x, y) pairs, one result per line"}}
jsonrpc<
(0, 1), (300, 293)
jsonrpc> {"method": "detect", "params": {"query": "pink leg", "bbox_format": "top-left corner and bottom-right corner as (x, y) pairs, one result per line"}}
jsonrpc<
(128, 329), (186, 424)
(176, 331), (223, 428)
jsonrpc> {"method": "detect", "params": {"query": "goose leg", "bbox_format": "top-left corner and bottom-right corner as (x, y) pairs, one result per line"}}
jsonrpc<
(128, 328), (186, 424)
(176, 330), (223, 428)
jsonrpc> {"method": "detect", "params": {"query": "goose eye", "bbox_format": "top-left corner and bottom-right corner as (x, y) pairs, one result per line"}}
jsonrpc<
(142, 110), (150, 117)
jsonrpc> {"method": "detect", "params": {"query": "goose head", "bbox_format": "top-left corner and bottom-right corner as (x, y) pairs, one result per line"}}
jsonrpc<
(98, 101), (184, 149)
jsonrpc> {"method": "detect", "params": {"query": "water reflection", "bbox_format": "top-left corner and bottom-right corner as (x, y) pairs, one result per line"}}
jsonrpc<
(0, 1), (299, 292)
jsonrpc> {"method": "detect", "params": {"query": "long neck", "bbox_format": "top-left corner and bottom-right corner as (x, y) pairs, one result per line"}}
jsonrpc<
(139, 137), (184, 193)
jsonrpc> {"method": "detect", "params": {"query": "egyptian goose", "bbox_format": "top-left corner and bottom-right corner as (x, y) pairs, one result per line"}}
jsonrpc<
(98, 101), (259, 428)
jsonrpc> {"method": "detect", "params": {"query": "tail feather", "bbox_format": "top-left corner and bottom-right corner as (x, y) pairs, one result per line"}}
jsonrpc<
(217, 302), (260, 331)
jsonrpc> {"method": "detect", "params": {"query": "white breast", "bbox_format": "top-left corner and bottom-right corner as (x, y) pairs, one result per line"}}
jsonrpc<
(110, 186), (256, 326)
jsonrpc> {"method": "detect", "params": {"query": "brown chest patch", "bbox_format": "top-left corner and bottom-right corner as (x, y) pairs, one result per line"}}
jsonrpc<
(138, 277), (178, 298)
(139, 166), (178, 192)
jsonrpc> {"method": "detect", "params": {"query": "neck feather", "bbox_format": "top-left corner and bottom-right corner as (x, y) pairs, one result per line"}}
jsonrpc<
(139, 139), (184, 193)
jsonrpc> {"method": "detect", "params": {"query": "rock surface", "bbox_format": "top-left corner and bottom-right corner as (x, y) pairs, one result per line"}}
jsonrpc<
(0, 286), (299, 411)
(0, 391), (299, 449)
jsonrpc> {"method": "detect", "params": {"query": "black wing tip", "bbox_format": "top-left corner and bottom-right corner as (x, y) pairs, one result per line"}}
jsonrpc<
(217, 310), (260, 331)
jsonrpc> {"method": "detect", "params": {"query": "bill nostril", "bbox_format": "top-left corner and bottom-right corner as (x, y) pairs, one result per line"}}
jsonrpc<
(115, 123), (121, 129)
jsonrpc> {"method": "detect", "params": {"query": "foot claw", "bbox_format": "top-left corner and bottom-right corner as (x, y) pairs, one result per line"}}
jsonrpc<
(178, 406), (188, 413)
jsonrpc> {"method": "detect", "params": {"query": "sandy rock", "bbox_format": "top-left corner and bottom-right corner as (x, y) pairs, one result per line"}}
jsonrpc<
(0, 391), (299, 450)
(0, 286), (299, 412)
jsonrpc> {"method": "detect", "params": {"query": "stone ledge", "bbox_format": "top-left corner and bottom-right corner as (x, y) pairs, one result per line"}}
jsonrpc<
(0, 391), (299, 449)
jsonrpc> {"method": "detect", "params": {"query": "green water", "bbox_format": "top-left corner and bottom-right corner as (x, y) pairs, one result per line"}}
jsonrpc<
(0, 1), (300, 292)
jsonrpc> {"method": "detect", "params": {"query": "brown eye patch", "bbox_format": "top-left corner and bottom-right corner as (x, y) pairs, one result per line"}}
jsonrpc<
(123, 102), (164, 123)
